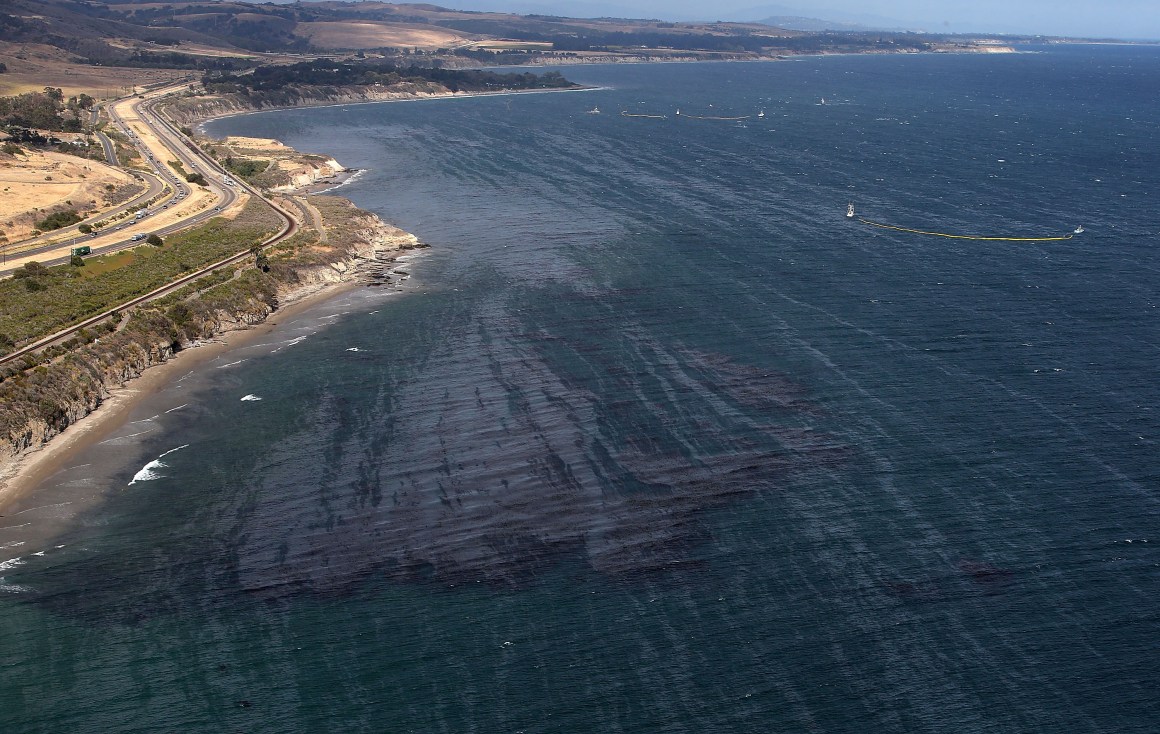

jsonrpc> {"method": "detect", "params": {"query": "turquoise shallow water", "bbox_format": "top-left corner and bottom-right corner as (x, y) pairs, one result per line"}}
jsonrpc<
(2, 47), (1159, 732)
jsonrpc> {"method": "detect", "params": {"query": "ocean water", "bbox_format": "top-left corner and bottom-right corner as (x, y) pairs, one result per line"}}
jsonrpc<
(2, 46), (1158, 732)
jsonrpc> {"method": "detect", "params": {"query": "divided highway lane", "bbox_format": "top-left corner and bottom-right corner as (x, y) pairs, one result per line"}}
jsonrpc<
(0, 93), (241, 277)
(0, 83), (300, 367)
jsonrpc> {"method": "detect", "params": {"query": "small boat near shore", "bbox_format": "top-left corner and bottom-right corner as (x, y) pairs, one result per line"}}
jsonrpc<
(586, 106), (601, 114)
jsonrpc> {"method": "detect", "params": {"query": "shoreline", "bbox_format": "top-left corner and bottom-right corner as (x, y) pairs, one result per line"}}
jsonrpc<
(0, 46), (1022, 515)
(1, 80), (593, 514)
(0, 278), (362, 515)
(191, 84), (602, 134)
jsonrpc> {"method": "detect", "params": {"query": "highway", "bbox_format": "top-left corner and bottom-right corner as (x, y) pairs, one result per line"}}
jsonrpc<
(0, 89), (241, 276)
(0, 83), (300, 368)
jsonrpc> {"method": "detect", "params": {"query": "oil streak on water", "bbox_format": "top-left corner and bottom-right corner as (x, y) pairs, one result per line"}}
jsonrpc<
(1, 46), (1158, 733)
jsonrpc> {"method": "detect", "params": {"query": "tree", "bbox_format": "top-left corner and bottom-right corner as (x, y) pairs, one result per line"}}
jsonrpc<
(15, 260), (43, 274)
(146, 233), (163, 247)
(78, 223), (92, 234)
(250, 245), (269, 271)
(13, 261), (47, 291)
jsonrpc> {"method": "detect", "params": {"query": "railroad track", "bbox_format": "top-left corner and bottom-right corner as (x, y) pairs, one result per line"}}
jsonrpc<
(0, 85), (299, 369)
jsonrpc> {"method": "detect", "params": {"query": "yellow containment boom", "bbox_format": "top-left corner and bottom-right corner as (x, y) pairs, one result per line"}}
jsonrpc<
(857, 217), (1074, 242)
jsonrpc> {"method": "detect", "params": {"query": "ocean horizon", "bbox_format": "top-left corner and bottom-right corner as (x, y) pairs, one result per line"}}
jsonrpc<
(2, 46), (1158, 732)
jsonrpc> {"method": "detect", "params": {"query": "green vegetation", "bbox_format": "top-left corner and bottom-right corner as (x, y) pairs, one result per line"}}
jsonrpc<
(96, 50), (256, 72)
(0, 199), (281, 355)
(0, 88), (94, 133)
(203, 59), (576, 95)
(186, 172), (208, 186)
(34, 209), (83, 232)
(223, 156), (269, 181)
(146, 233), (163, 247)
(104, 129), (142, 166)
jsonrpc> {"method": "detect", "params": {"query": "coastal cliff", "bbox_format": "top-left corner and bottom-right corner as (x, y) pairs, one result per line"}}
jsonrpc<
(163, 82), (454, 126)
(0, 196), (422, 487)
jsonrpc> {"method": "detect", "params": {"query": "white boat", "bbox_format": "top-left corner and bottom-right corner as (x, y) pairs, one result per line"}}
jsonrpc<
(587, 106), (600, 114)
(757, 110), (765, 118)
(846, 203), (855, 219)
(1073, 225), (1085, 234)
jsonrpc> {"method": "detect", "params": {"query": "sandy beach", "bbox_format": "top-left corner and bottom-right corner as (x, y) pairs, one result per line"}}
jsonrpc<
(0, 277), (361, 516)
(0, 94), (406, 515)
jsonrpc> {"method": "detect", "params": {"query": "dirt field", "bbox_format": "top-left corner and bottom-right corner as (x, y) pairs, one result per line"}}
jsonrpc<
(295, 21), (472, 50)
(0, 85), (243, 270)
(0, 42), (188, 98)
(0, 149), (136, 243)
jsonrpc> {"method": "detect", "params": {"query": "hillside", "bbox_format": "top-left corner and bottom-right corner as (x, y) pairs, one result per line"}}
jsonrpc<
(0, 0), (1021, 97)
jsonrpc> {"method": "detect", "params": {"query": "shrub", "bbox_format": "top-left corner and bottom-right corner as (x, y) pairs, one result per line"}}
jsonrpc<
(35, 209), (83, 231)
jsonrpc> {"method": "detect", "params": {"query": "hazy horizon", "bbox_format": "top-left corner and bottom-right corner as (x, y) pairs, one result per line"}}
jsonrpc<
(421, 0), (1158, 41)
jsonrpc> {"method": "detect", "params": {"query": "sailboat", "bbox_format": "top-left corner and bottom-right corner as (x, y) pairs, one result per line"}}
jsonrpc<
(1073, 225), (1085, 234)
(846, 203), (855, 219)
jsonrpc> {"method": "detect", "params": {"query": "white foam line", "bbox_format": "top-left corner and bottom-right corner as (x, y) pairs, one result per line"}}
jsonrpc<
(165, 403), (189, 413)
(1, 541), (26, 550)
(270, 334), (310, 353)
(10, 502), (73, 517)
(0, 523), (31, 530)
(216, 359), (246, 369)
(128, 444), (190, 486)
(98, 428), (155, 444)
(313, 168), (367, 195)
(0, 557), (25, 572)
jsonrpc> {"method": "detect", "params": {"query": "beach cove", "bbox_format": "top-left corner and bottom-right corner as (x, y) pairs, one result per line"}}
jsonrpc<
(0, 131), (425, 527)
(0, 73), (606, 525)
